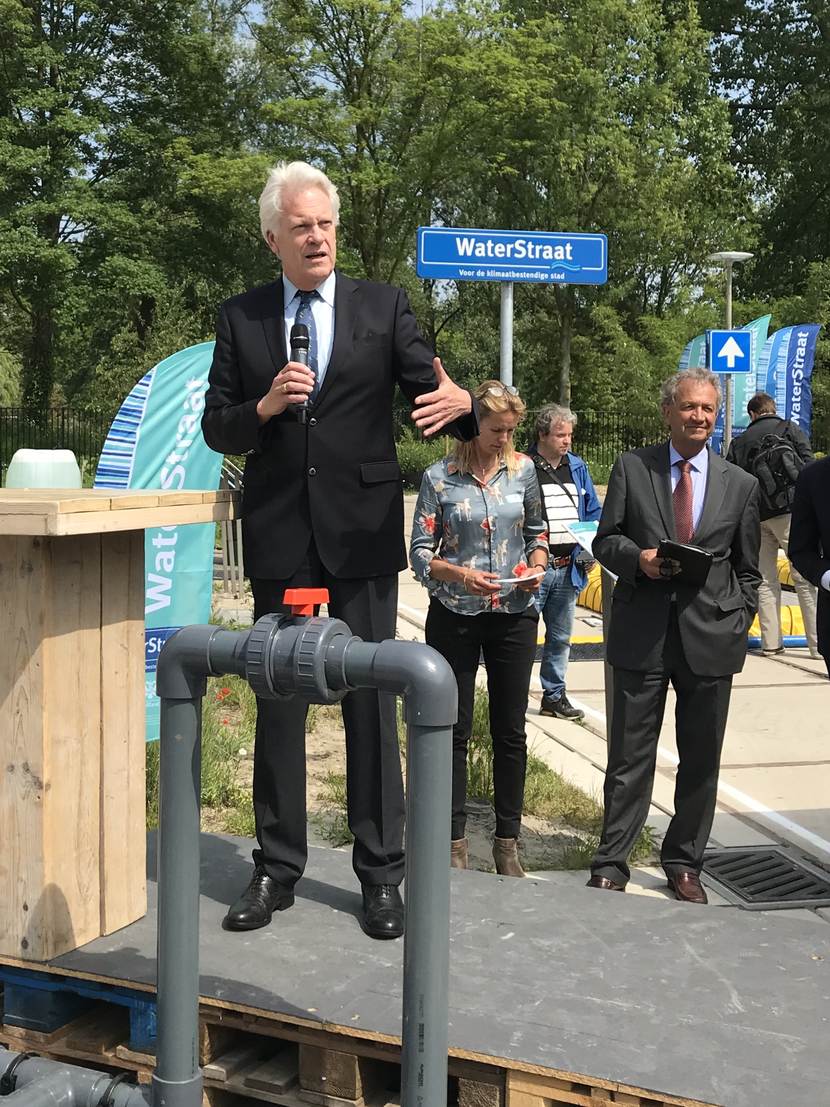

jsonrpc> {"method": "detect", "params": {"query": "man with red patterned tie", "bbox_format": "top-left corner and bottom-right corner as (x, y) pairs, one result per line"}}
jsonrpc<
(586, 368), (761, 903)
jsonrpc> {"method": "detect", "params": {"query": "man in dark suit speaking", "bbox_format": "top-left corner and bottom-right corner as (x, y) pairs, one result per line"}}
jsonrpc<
(789, 456), (830, 680)
(587, 367), (761, 903)
(202, 161), (477, 939)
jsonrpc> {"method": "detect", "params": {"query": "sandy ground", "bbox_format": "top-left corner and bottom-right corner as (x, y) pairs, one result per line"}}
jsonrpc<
(301, 708), (595, 873)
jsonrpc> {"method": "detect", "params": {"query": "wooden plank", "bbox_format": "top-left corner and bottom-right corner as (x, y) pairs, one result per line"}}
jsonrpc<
(200, 1021), (243, 1067)
(0, 537), (47, 959)
(99, 529), (146, 934)
(299, 1044), (383, 1100)
(47, 501), (238, 535)
(116, 1042), (156, 1068)
(507, 1072), (709, 1107)
(60, 1005), (129, 1054)
(296, 1092), (368, 1106)
(0, 491), (238, 537)
(41, 534), (103, 955)
(204, 1042), (270, 1082)
(459, 1073), (505, 1106)
(244, 1046), (299, 1094)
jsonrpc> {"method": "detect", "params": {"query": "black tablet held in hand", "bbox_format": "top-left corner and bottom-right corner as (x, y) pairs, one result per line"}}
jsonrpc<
(656, 539), (713, 586)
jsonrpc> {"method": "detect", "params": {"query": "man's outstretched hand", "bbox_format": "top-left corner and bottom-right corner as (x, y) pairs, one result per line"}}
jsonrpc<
(411, 358), (472, 437)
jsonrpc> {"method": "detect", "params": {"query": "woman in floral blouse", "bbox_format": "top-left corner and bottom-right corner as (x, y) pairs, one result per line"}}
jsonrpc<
(409, 381), (549, 877)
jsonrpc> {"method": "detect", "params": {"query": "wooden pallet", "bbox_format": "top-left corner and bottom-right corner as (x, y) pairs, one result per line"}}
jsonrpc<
(0, 968), (716, 1107)
(506, 1071), (713, 1107)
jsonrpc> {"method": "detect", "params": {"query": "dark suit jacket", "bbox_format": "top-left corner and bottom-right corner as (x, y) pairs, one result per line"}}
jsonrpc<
(595, 443), (761, 677)
(789, 456), (830, 657)
(202, 272), (477, 579)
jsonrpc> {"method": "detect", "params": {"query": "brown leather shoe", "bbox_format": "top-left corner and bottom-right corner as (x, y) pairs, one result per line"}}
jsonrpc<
(450, 838), (468, 870)
(586, 874), (625, 891)
(493, 836), (525, 878)
(667, 870), (708, 904)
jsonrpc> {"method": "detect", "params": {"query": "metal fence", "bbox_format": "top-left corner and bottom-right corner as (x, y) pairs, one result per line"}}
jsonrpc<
(0, 405), (825, 488)
(0, 407), (111, 484)
(570, 410), (665, 476)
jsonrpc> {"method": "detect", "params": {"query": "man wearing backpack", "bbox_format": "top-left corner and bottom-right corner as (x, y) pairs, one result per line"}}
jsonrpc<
(726, 392), (818, 657)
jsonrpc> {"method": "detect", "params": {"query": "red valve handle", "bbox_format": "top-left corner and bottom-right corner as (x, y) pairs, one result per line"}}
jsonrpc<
(282, 587), (329, 616)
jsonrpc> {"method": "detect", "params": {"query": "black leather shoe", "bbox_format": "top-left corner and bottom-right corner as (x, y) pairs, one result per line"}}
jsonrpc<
(224, 866), (294, 931)
(361, 884), (404, 940)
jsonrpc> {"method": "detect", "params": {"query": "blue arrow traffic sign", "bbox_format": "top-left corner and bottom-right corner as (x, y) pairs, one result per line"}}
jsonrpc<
(416, 226), (608, 285)
(709, 329), (752, 374)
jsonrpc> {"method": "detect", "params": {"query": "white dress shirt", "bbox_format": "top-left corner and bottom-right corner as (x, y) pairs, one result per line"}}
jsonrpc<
(282, 271), (336, 389)
(669, 442), (709, 533)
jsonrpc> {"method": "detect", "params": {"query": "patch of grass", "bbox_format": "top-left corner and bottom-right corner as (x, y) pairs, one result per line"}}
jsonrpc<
(466, 690), (495, 802)
(310, 772), (354, 847)
(145, 671), (328, 834)
(461, 689), (654, 863)
(223, 796), (256, 838)
(146, 740), (160, 829)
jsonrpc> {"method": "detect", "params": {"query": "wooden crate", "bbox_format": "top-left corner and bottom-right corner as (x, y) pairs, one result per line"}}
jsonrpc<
(0, 530), (145, 961)
(0, 490), (238, 962)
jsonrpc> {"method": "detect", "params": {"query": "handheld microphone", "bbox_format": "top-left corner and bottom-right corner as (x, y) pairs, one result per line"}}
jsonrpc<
(289, 323), (311, 424)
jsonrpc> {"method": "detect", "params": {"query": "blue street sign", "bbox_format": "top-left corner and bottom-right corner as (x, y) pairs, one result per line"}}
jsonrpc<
(709, 329), (753, 374)
(416, 226), (608, 285)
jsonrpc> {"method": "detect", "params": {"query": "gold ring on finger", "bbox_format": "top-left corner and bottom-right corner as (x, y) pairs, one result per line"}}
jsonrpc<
(282, 381), (289, 394)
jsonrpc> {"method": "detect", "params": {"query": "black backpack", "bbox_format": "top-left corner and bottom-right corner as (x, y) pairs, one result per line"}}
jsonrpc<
(746, 420), (805, 513)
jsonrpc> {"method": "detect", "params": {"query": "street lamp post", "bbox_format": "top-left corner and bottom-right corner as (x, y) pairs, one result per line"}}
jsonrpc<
(707, 250), (754, 452)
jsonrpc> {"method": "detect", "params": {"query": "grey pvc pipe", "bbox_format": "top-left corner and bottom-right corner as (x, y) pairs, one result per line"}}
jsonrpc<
(0, 1048), (149, 1107)
(152, 697), (204, 1107)
(335, 638), (456, 1107)
(155, 626), (457, 1107)
(401, 722), (452, 1107)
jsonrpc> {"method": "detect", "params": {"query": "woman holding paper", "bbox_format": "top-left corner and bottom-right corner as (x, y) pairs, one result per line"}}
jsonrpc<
(409, 380), (548, 877)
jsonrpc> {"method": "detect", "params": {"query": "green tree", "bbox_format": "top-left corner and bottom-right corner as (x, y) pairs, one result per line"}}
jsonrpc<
(701, 0), (830, 296)
(252, 0), (481, 284)
(0, 0), (266, 413)
(449, 0), (738, 406)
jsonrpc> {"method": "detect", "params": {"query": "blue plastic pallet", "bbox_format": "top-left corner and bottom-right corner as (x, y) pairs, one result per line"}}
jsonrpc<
(0, 967), (156, 1052)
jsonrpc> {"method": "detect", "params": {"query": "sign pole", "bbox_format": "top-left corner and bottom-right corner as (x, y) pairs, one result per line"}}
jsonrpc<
(723, 260), (734, 453)
(500, 282), (514, 386)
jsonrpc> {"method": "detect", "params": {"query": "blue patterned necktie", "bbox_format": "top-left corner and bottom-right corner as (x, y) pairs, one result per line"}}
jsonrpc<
(295, 290), (319, 403)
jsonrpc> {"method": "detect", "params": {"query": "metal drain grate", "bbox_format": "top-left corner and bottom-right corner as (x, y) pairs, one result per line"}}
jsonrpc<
(702, 846), (830, 910)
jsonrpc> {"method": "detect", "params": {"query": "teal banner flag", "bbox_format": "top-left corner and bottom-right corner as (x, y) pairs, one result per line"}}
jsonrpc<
(94, 342), (221, 741)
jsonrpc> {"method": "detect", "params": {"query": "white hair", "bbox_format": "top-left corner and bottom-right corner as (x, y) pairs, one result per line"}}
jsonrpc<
(660, 366), (722, 409)
(258, 161), (340, 242)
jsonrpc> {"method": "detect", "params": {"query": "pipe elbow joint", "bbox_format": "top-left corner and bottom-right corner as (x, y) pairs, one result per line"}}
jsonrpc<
(365, 640), (457, 727)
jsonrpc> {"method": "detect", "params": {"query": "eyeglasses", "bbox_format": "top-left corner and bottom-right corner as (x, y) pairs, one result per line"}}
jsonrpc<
(485, 383), (519, 397)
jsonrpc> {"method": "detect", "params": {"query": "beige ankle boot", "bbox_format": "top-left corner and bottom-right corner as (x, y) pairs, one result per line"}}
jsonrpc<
(450, 838), (469, 869)
(493, 836), (525, 878)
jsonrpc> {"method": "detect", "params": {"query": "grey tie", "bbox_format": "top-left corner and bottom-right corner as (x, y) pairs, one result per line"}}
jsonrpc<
(295, 290), (319, 403)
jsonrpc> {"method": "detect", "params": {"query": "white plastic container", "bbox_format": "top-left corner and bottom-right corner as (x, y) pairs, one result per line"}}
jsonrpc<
(4, 448), (83, 489)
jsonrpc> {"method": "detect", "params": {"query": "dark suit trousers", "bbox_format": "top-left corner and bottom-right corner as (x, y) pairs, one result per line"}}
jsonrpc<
(591, 608), (733, 886)
(250, 544), (404, 890)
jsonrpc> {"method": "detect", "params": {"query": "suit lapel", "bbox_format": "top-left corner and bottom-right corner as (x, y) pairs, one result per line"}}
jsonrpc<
(648, 442), (676, 539)
(316, 271), (357, 404)
(260, 280), (286, 370)
(694, 449), (728, 541)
